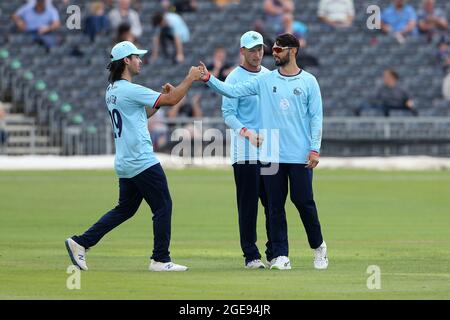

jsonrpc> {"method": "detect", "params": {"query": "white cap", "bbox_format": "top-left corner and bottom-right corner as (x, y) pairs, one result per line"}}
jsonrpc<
(110, 41), (148, 62)
(240, 31), (264, 49)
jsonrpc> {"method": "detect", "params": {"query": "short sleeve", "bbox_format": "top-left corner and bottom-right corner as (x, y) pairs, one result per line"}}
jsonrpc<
(15, 4), (29, 18)
(317, 0), (326, 16)
(50, 7), (60, 23)
(129, 84), (162, 109)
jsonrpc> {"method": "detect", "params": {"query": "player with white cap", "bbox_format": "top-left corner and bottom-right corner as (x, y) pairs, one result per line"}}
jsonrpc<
(65, 41), (202, 272)
(221, 31), (272, 269)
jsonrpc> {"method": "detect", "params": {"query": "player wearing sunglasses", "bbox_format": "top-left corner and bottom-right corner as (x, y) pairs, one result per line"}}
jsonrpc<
(199, 33), (328, 271)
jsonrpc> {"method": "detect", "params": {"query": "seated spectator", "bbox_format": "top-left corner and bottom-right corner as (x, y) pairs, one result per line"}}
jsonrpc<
(12, 0), (60, 50)
(214, 0), (240, 8)
(418, 0), (448, 42)
(263, 0), (294, 36)
(166, 95), (203, 141)
(167, 94), (202, 118)
(443, 75), (450, 101)
(318, 0), (355, 29)
(116, 23), (135, 43)
(381, 0), (418, 44)
(437, 36), (450, 100)
(148, 110), (169, 150)
(296, 38), (320, 70)
(206, 47), (234, 82)
(108, 0), (143, 40)
(162, 0), (198, 13)
(84, 1), (109, 42)
(151, 12), (190, 63)
(437, 35), (450, 73)
(0, 106), (7, 151)
(254, 20), (275, 56)
(355, 69), (418, 117)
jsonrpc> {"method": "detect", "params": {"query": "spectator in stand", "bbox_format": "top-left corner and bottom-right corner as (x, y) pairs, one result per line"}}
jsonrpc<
(294, 27), (320, 70)
(12, 0), (60, 50)
(116, 22), (135, 43)
(85, 1), (109, 42)
(206, 47), (235, 82)
(148, 110), (169, 150)
(151, 12), (190, 64)
(0, 106), (7, 151)
(355, 69), (418, 117)
(437, 35), (450, 73)
(318, 0), (355, 29)
(167, 94), (202, 118)
(381, 0), (418, 44)
(166, 94), (203, 140)
(214, 0), (240, 8)
(437, 36), (450, 100)
(254, 20), (275, 56)
(418, 0), (448, 42)
(108, 0), (143, 40)
(161, 0), (198, 13)
(263, 0), (294, 36)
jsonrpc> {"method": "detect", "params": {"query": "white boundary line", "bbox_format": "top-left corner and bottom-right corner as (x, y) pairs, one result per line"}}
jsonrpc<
(1, 155), (450, 170)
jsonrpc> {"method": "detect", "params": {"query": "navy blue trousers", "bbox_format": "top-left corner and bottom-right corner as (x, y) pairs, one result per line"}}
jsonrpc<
(72, 163), (172, 263)
(262, 163), (323, 258)
(233, 162), (272, 263)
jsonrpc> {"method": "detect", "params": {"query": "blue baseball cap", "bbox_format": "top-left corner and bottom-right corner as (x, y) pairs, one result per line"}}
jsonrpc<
(110, 41), (148, 62)
(240, 31), (264, 49)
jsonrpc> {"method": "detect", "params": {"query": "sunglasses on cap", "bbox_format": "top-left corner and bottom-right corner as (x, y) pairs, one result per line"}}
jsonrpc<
(272, 46), (296, 54)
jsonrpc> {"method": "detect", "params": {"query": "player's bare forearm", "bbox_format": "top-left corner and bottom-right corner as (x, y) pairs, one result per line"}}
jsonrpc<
(158, 68), (201, 106)
(146, 107), (158, 118)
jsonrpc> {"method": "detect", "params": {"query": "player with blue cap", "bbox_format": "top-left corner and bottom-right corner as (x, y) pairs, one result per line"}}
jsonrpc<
(65, 41), (202, 272)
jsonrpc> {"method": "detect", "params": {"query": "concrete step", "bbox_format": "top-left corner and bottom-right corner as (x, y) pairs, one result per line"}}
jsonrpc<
(5, 113), (35, 124)
(7, 135), (50, 144)
(2, 146), (61, 155)
(5, 124), (37, 132)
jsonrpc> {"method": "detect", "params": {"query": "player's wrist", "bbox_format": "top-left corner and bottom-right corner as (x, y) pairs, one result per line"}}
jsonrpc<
(239, 127), (248, 137)
(202, 72), (211, 82)
(310, 150), (320, 156)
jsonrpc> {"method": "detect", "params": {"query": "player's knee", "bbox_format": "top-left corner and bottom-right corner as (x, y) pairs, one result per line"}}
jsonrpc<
(291, 195), (315, 209)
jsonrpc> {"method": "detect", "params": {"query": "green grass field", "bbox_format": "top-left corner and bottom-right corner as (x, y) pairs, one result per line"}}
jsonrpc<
(0, 168), (449, 299)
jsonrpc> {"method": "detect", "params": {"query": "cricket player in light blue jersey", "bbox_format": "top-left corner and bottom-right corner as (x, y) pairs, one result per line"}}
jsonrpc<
(200, 33), (328, 271)
(65, 41), (202, 272)
(222, 31), (272, 269)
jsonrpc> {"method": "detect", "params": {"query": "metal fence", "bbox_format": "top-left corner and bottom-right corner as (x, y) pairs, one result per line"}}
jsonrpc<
(2, 116), (450, 157)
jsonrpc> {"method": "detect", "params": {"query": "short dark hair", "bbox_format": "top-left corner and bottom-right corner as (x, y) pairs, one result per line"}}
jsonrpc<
(275, 33), (300, 56)
(117, 23), (131, 42)
(385, 68), (399, 80)
(152, 12), (164, 27)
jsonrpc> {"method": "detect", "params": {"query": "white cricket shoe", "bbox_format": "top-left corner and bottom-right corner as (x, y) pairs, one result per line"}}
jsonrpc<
(269, 256), (291, 270)
(314, 241), (328, 270)
(245, 259), (266, 269)
(267, 258), (276, 268)
(149, 259), (188, 272)
(65, 238), (88, 271)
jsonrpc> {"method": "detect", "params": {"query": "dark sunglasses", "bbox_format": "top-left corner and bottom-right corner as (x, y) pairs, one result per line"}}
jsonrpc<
(272, 46), (295, 54)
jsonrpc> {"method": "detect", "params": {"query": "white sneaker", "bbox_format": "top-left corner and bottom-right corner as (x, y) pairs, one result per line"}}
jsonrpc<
(266, 258), (275, 268)
(149, 259), (188, 272)
(314, 241), (328, 270)
(65, 238), (88, 271)
(269, 256), (291, 270)
(245, 259), (266, 269)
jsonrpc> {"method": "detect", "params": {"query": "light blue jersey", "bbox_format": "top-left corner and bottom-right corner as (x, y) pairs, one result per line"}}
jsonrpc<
(105, 80), (161, 178)
(222, 65), (270, 164)
(208, 69), (322, 164)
